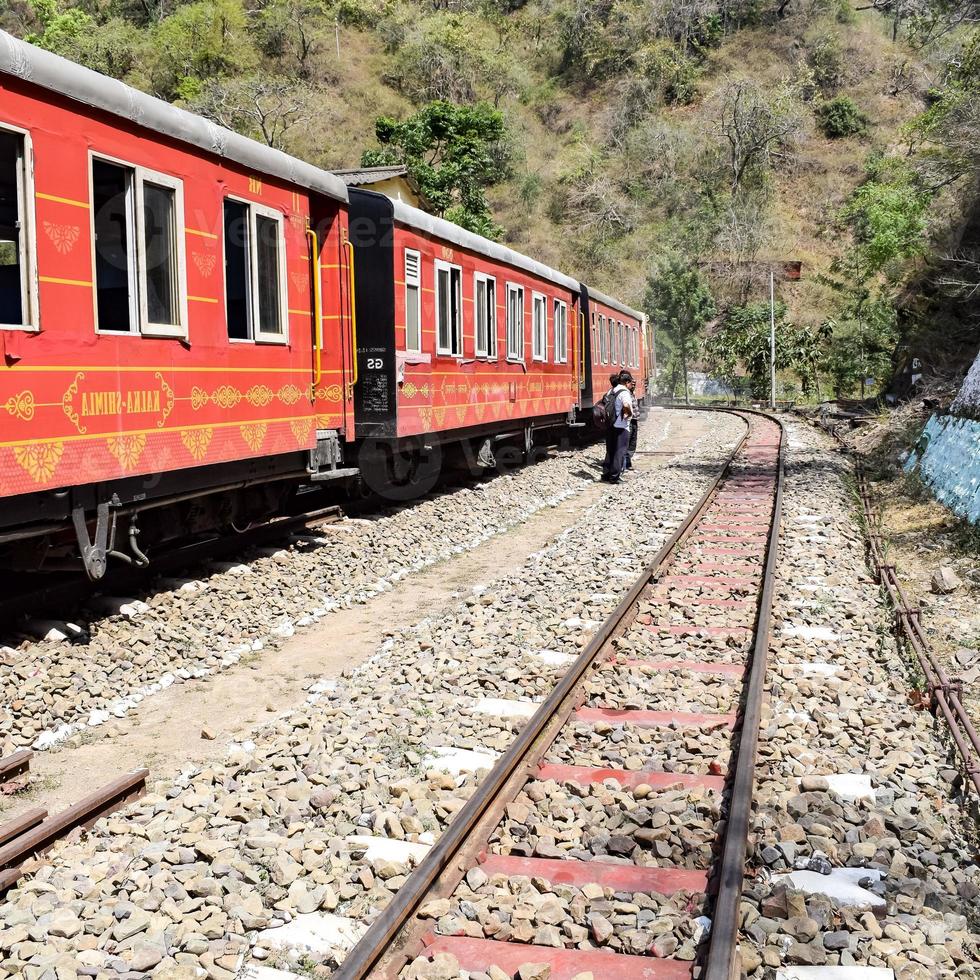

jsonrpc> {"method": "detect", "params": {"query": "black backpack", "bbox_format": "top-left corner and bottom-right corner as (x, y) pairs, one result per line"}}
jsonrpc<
(592, 389), (619, 431)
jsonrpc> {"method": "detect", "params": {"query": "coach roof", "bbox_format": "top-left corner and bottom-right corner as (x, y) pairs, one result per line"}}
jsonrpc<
(387, 197), (580, 294)
(0, 30), (349, 204)
(586, 286), (644, 322)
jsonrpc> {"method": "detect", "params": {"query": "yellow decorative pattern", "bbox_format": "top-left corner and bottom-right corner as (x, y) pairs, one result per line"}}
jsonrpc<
(454, 404), (467, 424)
(213, 385), (243, 410)
(181, 428), (213, 461)
(14, 442), (64, 483)
(106, 434), (147, 471)
(418, 406), (433, 431)
(191, 386), (209, 411)
(157, 373), (175, 427)
(62, 372), (85, 434)
(192, 252), (217, 277)
(5, 390), (35, 421)
(240, 422), (268, 452)
(246, 385), (275, 408)
(277, 384), (304, 405)
(290, 418), (313, 444)
(433, 406), (446, 427)
(43, 221), (81, 255)
(313, 384), (343, 403)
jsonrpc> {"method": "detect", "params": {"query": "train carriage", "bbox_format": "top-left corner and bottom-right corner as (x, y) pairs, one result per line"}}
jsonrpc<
(0, 30), (354, 577)
(348, 190), (584, 466)
(0, 29), (651, 580)
(580, 287), (647, 410)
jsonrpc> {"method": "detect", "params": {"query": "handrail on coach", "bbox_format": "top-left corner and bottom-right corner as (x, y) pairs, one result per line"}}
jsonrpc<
(345, 239), (358, 388)
(306, 228), (323, 388)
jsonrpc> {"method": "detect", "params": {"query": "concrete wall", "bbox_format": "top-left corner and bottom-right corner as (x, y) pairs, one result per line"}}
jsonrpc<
(905, 413), (980, 524)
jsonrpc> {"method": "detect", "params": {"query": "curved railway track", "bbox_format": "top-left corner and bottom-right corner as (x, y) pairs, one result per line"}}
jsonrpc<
(333, 409), (784, 980)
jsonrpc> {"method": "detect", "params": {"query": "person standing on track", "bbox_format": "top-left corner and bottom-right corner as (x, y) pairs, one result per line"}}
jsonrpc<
(601, 370), (633, 484)
(625, 376), (639, 470)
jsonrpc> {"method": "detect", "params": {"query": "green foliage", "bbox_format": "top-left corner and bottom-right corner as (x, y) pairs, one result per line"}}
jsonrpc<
(816, 95), (868, 137)
(142, 0), (257, 100)
(383, 12), (517, 105)
(702, 300), (814, 397)
(806, 31), (844, 93)
(839, 155), (930, 278)
(903, 30), (980, 185)
(644, 255), (715, 399)
(820, 294), (898, 396)
(636, 41), (700, 105)
(362, 101), (511, 238)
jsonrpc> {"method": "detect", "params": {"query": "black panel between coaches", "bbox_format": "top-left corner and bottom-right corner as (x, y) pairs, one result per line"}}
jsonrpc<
(579, 284), (595, 408)
(348, 189), (397, 439)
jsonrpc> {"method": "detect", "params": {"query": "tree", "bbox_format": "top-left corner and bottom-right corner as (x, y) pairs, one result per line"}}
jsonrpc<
(142, 0), (256, 101)
(838, 155), (930, 279)
(362, 101), (511, 238)
(193, 77), (313, 149)
(702, 300), (820, 399)
(717, 77), (804, 193)
(644, 255), (715, 402)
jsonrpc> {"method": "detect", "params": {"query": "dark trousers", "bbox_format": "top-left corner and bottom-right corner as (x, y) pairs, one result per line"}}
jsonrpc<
(603, 427), (630, 482)
(627, 420), (638, 467)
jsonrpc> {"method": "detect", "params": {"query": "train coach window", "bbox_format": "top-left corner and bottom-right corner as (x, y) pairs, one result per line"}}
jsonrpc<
(92, 156), (187, 337)
(0, 128), (36, 330)
(598, 315), (607, 363)
(474, 271), (496, 358)
(222, 198), (287, 343)
(506, 283), (524, 361)
(554, 299), (568, 364)
(532, 292), (547, 362)
(404, 249), (421, 352)
(435, 259), (462, 356)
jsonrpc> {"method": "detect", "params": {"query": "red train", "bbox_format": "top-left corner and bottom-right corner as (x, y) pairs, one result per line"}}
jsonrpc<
(0, 30), (650, 579)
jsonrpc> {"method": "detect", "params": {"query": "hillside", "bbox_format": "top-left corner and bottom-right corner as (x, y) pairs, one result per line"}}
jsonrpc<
(3, 0), (977, 397)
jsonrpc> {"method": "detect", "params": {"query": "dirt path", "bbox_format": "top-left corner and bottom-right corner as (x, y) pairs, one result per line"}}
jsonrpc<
(5, 411), (711, 821)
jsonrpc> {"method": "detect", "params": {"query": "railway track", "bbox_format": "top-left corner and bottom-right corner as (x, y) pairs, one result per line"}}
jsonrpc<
(333, 409), (784, 980)
(0, 749), (146, 893)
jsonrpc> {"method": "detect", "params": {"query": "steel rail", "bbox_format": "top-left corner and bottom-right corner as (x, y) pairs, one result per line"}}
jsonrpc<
(805, 411), (980, 799)
(703, 410), (785, 980)
(0, 769), (148, 894)
(333, 410), (759, 980)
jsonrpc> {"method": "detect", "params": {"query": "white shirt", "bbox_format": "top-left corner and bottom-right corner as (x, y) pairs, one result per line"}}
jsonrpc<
(612, 385), (632, 430)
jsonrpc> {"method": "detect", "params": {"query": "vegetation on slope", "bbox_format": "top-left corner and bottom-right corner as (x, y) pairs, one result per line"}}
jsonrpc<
(2, 0), (977, 399)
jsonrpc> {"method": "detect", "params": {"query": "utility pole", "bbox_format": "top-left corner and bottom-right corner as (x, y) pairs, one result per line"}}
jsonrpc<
(769, 270), (776, 410)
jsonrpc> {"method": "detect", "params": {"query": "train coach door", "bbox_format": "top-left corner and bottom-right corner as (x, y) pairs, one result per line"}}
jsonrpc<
(307, 199), (353, 457)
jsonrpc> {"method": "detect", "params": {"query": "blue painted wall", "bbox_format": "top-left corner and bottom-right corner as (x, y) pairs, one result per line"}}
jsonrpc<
(905, 413), (980, 525)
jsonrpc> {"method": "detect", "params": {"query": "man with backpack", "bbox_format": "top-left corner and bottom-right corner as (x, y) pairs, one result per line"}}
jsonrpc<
(597, 370), (634, 484)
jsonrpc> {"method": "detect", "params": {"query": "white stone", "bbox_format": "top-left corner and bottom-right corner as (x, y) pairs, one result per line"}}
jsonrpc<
(775, 869), (885, 910)
(242, 966), (303, 980)
(778, 970), (894, 980)
(86, 709), (110, 727)
(256, 913), (367, 956)
(423, 746), (499, 774)
(825, 773), (876, 802)
(782, 625), (840, 641)
(790, 662), (841, 677)
(469, 697), (540, 719)
(347, 835), (431, 864)
(527, 649), (577, 666)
